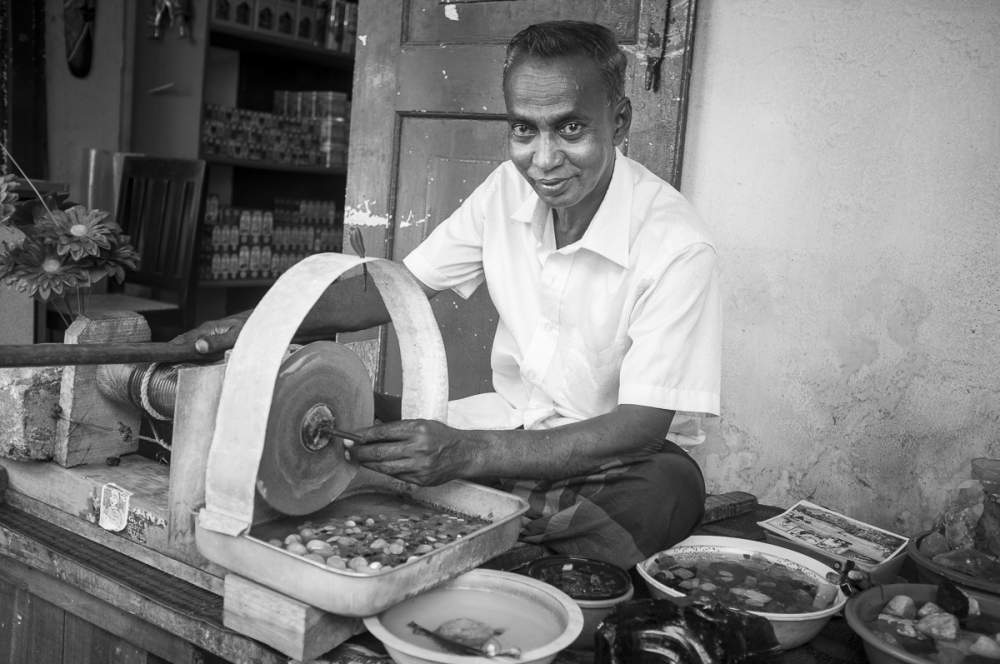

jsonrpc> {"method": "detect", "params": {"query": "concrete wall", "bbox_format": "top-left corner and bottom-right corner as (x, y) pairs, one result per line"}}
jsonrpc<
(44, 0), (132, 203)
(682, 0), (1000, 535)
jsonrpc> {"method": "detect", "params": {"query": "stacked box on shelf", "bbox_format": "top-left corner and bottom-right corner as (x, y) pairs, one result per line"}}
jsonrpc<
(199, 195), (342, 282)
(254, 0), (278, 32)
(201, 104), (344, 169)
(212, 0), (255, 30)
(273, 89), (350, 168)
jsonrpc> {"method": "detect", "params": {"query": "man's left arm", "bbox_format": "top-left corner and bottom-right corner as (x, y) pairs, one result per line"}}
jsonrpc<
(345, 404), (673, 486)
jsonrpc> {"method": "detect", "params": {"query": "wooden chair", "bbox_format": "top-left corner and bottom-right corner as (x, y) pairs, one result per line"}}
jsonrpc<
(49, 155), (207, 341)
(109, 155), (207, 340)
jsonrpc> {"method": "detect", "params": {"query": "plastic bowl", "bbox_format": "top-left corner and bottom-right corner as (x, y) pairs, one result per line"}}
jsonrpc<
(636, 535), (848, 650)
(363, 568), (583, 664)
(519, 555), (634, 650)
(907, 530), (1000, 596)
(845, 582), (1000, 664)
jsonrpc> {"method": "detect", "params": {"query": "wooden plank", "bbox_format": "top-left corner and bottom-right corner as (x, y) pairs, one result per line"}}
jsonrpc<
(0, 523), (285, 664)
(63, 612), (155, 664)
(19, 585), (66, 664)
(168, 363), (224, 565)
(54, 312), (150, 467)
(0, 556), (198, 664)
(0, 574), (21, 661)
(0, 455), (171, 548)
(1, 491), (224, 596)
(223, 575), (363, 661)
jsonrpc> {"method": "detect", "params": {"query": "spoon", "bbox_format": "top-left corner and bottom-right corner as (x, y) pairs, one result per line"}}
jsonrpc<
(407, 621), (522, 659)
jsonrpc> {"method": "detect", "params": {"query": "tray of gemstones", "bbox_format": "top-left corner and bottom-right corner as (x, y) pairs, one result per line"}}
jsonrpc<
(196, 471), (529, 616)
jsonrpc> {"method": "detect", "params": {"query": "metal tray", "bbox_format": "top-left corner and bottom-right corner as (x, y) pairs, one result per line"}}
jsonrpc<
(196, 472), (528, 616)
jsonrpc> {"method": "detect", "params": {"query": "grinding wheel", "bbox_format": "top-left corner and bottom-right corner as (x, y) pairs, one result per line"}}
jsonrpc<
(256, 341), (374, 515)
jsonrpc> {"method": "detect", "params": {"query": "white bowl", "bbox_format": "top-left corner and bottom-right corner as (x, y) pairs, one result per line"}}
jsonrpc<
(363, 568), (583, 664)
(636, 535), (848, 650)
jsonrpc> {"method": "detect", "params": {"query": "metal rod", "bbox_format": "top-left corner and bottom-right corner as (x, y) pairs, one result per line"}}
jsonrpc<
(0, 342), (224, 367)
(329, 427), (364, 443)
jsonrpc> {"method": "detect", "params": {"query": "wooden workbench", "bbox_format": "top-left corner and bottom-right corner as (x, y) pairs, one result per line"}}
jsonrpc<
(0, 467), (869, 664)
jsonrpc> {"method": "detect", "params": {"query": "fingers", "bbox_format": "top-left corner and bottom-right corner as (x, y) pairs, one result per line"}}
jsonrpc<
(347, 441), (400, 465)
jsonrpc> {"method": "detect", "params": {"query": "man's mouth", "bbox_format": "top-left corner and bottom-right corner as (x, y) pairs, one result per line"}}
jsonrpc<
(534, 177), (571, 195)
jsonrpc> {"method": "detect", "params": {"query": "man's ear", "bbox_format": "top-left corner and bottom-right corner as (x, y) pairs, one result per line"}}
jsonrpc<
(613, 97), (632, 145)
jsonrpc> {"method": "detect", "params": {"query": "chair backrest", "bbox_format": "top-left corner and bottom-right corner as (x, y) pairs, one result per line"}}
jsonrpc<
(115, 155), (206, 313)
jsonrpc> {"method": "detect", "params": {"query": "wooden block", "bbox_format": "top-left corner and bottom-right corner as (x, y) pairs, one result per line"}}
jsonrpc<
(223, 574), (363, 661)
(702, 491), (759, 524)
(54, 311), (150, 467)
(0, 366), (62, 460)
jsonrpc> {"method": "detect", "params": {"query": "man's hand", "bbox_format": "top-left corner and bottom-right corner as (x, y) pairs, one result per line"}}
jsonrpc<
(170, 312), (249, 354)
(344, 419), (475, 486)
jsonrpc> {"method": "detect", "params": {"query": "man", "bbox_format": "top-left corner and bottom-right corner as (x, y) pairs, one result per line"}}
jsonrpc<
(180, 21), (720, 567)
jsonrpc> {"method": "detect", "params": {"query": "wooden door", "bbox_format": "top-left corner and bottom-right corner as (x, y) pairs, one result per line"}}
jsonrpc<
(345, 0), (698, 398)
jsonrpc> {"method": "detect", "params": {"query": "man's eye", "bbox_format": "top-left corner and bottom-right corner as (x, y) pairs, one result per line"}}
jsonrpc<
(560, 122), (582, 136)
(510, 124), (534, 138)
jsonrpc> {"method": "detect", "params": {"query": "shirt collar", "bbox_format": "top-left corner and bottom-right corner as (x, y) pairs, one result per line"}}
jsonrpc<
(510, 149), (632, 268)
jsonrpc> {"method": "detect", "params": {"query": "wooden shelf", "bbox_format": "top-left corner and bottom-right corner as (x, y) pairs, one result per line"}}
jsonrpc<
(209, 22), (354, 68)
(203, 154), (346, 176)
(200, 278), (276, 289)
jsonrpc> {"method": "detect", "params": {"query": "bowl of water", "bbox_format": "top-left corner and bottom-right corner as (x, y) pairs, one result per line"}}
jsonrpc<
(636, 535), (848, 650)
(363, 568), (583, 664)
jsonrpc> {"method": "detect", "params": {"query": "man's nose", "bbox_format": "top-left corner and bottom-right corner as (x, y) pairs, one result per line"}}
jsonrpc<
(532, 134), (563, 171)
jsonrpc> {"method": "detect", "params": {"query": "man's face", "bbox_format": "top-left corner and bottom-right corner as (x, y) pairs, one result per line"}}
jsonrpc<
(504, 54), (630, 218)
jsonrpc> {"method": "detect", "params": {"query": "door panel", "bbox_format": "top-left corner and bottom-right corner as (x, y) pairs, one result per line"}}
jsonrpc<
(403, 0), (640, 45)
(346, 0), (697, 399)
(387, 115), (507, 398)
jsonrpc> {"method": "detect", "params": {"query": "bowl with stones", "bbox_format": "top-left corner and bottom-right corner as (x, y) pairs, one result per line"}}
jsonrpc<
(844, 581), (1000, 663)
(636, 535), (848, 650)
(519, 555), (633, 650)
(363, 568), (583, 664)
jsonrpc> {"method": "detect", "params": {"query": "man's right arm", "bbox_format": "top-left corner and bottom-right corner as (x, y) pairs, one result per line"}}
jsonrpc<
(173, 266), (438, 354)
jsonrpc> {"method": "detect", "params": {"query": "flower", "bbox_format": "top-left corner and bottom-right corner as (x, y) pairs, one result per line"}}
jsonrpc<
(0, 236), (87, 300)
(41, 205), (118, 261)
(1, 142), (141, 318)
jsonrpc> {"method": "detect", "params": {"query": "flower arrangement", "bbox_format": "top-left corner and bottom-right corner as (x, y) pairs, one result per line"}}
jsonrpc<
(0, 144), (139, 327)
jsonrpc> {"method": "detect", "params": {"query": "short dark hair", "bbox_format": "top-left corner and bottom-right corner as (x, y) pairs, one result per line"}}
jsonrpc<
(503, 21), (627, 103)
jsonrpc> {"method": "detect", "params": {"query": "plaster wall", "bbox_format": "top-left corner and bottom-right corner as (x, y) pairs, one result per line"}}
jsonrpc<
(682, 0), (1000, 535)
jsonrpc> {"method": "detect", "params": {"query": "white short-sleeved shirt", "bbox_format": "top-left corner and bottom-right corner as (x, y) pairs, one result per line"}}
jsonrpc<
(403, 149), (721, 447)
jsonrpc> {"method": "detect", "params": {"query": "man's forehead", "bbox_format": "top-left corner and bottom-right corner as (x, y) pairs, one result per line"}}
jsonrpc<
(504, 55), (605, 105)
(506, 53), (601, 83)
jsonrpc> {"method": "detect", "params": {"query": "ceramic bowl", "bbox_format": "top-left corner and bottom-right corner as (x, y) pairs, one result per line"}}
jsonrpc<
(519, 555), (634, 650)
(636, 535), (848, 650)
(363, 568), (583, 664)
(844, 582), (1000, 664)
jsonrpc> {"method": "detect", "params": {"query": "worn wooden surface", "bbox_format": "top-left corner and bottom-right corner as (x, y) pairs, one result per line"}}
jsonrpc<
(0, 505), (284, 664)
(54, 311), (149, 467)
(0, 556), (197, 664)
(223, 574), (363, 661)
(0, 455), (224, 594)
